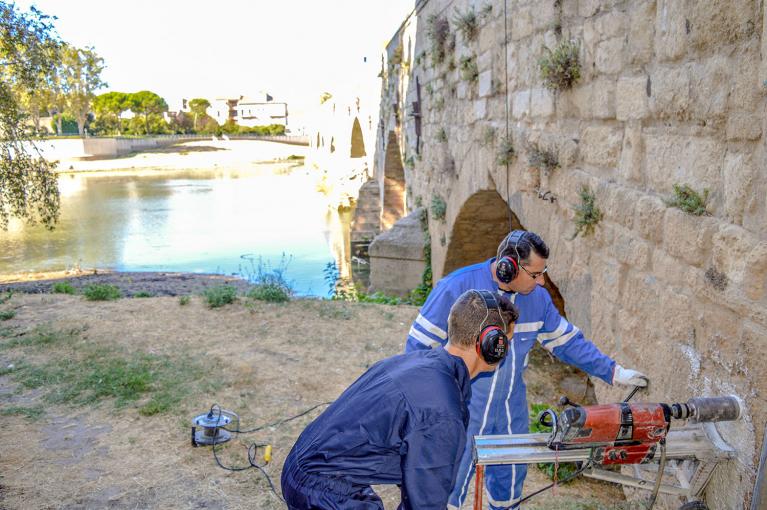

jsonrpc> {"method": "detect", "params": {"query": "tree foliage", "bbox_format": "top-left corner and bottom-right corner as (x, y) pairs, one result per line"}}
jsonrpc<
(0, 2), (61, 229)
(127, 90), (167, 135)
(92, 91), (128, 133)
(60, 44), (106, 135)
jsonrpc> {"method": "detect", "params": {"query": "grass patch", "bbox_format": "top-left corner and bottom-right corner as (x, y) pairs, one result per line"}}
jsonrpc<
(241, 254), (294, 303)
(571, 186), (603, 239)
(202, 285), (237, 308)
(51, 281), (76, 294)
(248, 284), (290, 303)
(539, 40), (581, 92)
(0, 405), (44, 419)
(83, 284), (122, 301)
(178, 295), (191, 306)
(1, 325), (80, 350)
(133, 291), (153, 298)
(665, 183), (709, 216)
(0, 310), (15, 321)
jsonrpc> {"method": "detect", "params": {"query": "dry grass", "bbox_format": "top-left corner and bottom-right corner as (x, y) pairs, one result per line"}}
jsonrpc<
(0, 294), (623, 509)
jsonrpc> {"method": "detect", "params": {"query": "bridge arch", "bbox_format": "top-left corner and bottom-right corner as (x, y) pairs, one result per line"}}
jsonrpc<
(444, 190), (565, 316)
(381, 130), (406, 230)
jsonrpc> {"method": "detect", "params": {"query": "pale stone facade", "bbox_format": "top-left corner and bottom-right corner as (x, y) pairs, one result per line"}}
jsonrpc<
(364, 0), (767, 507)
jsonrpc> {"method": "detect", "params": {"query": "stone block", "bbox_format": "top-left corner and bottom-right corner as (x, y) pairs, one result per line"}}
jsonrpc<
(689, 56), (729, 120)
(651, 248), (687, 288)
(687, 0), (756, 53)
(602, 185), (638, 230)
(711, 223), (757, 287)
(595, 37), (624, 75)
(612, 226), (651, 270)
(745, 242), (767, 301)
(644, 133), (723, 193)
(726, 112), (763, 141)
(478, 69), (493, 98)
(618, 124), (643, 184)
(457, 81), (468, 100)
(595, 10), (628, 39)
(474, 99), (487, 121)
(729, 53), (763, 113)
(663, 208), (718, 267)
(649, 65), (690, 119)
(368, 209), (426, 296)
(532, 0), (558, 31)
(566, 82), (593, 118)
(580, 125), (623, 168)
(530, 88), (554, 118)
(512, 89), (531, 119)
(579, 0), (601, 18)
(627, 0), (655, 65)
(592, 77), (616, 119)
(634, 194), (665, 243)
(511, 6), (533, 41)
(723, 151), (757, 225)
(616, 76), (649, 120)
(654, 0), (687, 62)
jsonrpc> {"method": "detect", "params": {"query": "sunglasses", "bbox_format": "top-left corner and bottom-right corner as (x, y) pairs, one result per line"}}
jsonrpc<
(520, 265), (548, 279)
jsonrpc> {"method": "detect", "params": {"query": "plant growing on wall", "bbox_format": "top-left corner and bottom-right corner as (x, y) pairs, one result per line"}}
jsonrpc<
(497, 137), (515, 166)
(391, 45), (403, 66)
(528, 143), (559, 173)
(482, 126), (496, 146)
(437, 127), (448, 143)
(459, 54), (479, 82)
(665, 184), (710, 216)
(404, 155), (415, 169)
(570, 186), (602, 239)
(431, 194), (447, 221)
(539, 40), (581, 92)
(453, 7), (478, 42)
(427, 14), (452, 65)
(409, 209), (433, 306)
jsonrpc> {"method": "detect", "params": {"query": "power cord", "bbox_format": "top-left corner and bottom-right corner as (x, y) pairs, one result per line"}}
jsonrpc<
(204, 401), (333, 503)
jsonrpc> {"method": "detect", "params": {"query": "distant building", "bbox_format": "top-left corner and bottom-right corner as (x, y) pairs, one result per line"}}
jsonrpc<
(207, 93), (288, 127)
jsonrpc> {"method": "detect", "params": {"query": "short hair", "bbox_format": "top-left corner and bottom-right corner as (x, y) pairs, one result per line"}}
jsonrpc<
(447, 290), (519, 348)
(496, 230), (549, 265)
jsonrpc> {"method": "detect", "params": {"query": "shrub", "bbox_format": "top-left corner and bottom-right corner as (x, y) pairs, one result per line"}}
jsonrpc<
(453, 7), (478, 42)
(0, 310), (15, 321)
(571, 186), (603, 239)
(497, 138), (515, 166)
(437, 127), (448, 143)
(431, 195), (447, 221)
(178, 295), (191, 306)
(52, 282), (76, 294)
(427, 14), (452, 65)
(528, 143), (559, 173)
(202, 285), (237, 308)
(241, 254), (293, 303)
(539, 40), (581, 91)
(665, 184), (710, 216)
(133, 291), (153, 298)
(459, 54), (478, 82)
(247, 284), (290, 303)
(82, 284), (122, 301)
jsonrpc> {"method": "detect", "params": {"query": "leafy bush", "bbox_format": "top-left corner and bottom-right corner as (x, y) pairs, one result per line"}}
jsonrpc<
(178, 295), (190, 306)
(528, 143), (559, 173)
(0, 310), (15, 321)
(497, 138), (515, 166)
(571, 186), (603, 239)
(431, 195), (447, 221)
(436, 127), (448, 143)
(453, 7), (478, 42)
(539, 40), (581, 91)
(459, 54), (478, 82)
(52, 281), (76, 294)
(133, 291), (153, 298)
(82, 284), (122, 301)
(665, 184), (709, 216)
(202, 285), (237, 308)
(241, 254), (293, 303)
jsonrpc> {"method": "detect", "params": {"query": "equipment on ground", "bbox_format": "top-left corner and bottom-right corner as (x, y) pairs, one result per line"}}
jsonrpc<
(473, 395), (742, 510)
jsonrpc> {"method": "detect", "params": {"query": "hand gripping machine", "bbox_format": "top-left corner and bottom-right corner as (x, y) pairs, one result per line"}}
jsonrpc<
(472, 395), (743, 509)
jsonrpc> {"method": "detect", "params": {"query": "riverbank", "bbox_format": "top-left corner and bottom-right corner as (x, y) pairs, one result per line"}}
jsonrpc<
(0, 287), (625, 509)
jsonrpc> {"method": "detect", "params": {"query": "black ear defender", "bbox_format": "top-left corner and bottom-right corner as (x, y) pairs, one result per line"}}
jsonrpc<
(495, 230), (527, 284)
(474, 290), (509, 365)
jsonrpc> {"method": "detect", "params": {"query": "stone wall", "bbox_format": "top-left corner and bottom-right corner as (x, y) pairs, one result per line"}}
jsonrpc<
(369, 0), (767, 506)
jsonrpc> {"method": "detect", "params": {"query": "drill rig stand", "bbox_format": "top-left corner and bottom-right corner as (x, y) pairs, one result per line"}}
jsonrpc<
(473, 396), (742, 509)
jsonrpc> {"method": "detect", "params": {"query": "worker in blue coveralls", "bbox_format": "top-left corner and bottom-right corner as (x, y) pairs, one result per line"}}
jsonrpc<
(282, 289), (520, 510)
(405, 230), (649, 509)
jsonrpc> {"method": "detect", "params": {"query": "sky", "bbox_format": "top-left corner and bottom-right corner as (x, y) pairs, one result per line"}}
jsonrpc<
(16, 0), (415, 126)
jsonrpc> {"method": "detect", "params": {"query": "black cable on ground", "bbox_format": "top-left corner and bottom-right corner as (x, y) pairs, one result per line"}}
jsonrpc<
(515, 460), (594, 507)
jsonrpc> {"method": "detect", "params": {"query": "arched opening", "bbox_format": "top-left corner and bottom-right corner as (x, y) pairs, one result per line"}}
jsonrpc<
(315, 132), (320, 148)
(444, 191), (566, 316)
(350, 117), (366, 158)
(381, 131), (406, 230)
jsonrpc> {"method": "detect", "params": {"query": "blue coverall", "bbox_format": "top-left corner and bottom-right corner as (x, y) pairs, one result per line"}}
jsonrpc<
(281, 347), (472, 510)
(406, 258), (616, 509)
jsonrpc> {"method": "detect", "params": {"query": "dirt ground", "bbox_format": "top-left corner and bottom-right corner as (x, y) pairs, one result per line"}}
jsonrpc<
(0, 288), (625, 509)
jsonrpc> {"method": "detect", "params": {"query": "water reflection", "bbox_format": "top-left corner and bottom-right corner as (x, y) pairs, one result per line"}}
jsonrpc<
(0, 165), (354, 296)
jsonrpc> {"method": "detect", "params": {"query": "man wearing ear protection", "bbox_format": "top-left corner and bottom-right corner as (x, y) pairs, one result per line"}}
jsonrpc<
(405, 230), (648, 509)
(281, 290), (519, 510)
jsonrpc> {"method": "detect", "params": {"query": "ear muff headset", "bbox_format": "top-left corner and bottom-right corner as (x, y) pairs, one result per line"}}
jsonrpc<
(496, 230), (527, 284)
(474, 290), (509, 365)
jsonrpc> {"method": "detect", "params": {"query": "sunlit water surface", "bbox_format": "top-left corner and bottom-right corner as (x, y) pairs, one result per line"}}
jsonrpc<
(0, 165), (349, 296)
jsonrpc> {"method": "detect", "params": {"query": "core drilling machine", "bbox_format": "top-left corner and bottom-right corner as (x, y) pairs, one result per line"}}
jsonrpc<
(472, 395), (743, 509)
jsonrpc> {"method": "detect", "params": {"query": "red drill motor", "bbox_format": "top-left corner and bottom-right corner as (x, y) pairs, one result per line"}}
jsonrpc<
(540, 396), (742, 466)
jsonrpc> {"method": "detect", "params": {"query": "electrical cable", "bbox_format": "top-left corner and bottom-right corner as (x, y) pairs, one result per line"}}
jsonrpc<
(204, 401), (333, 503)
(646, 439), (667, 510)
(514, 459), (594, 507)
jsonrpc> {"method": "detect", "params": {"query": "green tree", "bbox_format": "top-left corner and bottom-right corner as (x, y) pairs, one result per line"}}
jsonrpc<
(92, 91), (128, 135)
(60, 45), (106, 135)
(127, 90), (168, 135)
(188, 98), (210, 131)
(0, 2), (61, 229)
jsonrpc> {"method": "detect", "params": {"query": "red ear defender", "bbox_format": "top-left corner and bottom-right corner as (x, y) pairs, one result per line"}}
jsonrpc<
(495, 256), (518, 284)
(476, 325), (509, 365)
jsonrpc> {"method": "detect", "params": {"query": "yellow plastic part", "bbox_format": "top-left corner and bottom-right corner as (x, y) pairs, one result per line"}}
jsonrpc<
(264, 444), (273, 463)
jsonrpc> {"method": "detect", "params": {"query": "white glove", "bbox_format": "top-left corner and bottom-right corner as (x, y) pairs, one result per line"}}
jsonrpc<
(613, 365), (648, 387)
